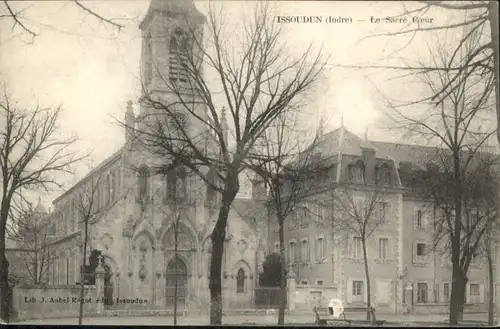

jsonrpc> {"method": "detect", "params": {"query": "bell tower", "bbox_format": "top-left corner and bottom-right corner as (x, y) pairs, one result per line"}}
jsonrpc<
(138, 0), (208, 142)
(139, 0), (205, 96)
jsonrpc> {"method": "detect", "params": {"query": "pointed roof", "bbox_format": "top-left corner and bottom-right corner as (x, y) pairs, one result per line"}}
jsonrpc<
(140, 0), (205, 30)
(34, 197), (46, 214)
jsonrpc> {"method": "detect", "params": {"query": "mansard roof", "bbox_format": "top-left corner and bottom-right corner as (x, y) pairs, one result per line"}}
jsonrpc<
(314, 127), (395, 161)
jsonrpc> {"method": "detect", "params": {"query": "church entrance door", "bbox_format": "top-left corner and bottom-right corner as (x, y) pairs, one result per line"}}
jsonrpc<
(165, 256), (188, 308)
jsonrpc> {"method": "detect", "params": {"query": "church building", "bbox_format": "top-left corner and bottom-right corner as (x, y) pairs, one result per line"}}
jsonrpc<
(34, 0), (269, 312)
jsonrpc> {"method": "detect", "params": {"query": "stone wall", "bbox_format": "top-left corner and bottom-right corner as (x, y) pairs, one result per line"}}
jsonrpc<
(12, 284), (98, 321)
(412, 302), (487, 315)
(288, 279), (338, 312)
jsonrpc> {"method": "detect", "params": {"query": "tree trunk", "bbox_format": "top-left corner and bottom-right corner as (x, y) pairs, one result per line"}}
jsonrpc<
(0, 213), (11, 323)
(209, 187), (238, 325)
(361, 239), (372, 322)
(78, 222), (89, 325)
(449, 261), (461, 325)
(488, 247), (494, 325)
(173, 217), (178, 326)
(278, 215), (286, 325)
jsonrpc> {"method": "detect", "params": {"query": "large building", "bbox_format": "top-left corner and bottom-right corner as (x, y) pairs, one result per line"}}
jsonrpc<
(7, 0), (269, 312)
(6, 0), (494, 317)
(268, 126), (493, 313)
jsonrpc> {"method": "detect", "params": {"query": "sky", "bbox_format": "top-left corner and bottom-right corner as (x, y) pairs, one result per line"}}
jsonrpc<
(0, 0), (491, 210)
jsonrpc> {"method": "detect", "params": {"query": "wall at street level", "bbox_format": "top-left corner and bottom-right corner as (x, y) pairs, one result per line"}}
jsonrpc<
(12, 285), (98, 322)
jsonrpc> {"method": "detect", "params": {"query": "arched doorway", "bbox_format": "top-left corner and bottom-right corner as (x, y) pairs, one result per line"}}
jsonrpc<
(165, 256), (188, 308)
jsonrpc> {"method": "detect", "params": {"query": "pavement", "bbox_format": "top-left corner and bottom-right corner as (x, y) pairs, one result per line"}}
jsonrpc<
(12, 312), (490, 326)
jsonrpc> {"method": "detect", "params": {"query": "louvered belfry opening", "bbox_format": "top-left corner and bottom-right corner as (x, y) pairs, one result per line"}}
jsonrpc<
(169, 29), (189, 83)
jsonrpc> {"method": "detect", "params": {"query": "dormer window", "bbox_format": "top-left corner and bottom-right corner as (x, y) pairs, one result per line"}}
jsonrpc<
(381, 163), (391, 185)
(349, 160), (365, 183)
(169, 29), (189, 83)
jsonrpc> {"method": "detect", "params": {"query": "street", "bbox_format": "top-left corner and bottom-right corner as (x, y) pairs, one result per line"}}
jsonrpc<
(12, 312), (489, 326)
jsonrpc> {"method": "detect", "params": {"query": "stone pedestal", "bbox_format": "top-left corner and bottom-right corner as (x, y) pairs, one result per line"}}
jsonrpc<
(286, 269), (296, 312)
(95, 263), (106, 314)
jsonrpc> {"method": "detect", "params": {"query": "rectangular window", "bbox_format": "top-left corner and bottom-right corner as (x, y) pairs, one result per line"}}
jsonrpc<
(317, 204), (326, 222)
(274, 242), (280, 254)
(352, 280), (364, 302)
(301, 240), (309, 261)
(470, 284), (479, 295)
(300, 208), (309, 228)
(378, 238), (388, 260)
(316, 280), (323, 286)
(470, 283), (480, 304)
(379, 202), (388, 222)
(316, 237), (325, 260)
(291, 212), (299, 229)
(353, 237), (362, 260)
(417, 210), (422, 228)
(416, 243), (427, 262)
(417, 283), (428, 303)
(300, 280), (308, 285)
(443, 283), (450, 302)
(384, 170), (391, 185)
(289, 241), (295, 263)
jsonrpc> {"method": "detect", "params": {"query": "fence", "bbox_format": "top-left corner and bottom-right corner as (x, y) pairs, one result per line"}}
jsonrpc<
(254, 287), (285, 309)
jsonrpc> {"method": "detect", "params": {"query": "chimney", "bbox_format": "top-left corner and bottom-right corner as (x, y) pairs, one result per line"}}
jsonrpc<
(362, 147), (376, 184)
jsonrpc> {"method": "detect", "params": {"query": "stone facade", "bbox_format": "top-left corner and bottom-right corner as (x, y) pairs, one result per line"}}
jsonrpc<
(7, 0), (268, 314)
(271, 127), (494, 314)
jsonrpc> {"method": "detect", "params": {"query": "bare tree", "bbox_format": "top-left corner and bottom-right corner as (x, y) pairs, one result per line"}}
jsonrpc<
(5, 200), (53, 285)
(0, 91), (84, 322)
(247, 113), (327, 324)
(415, 150), (498, 321)
(73, 171), (112, 325)
(0, 1), (123, 43)
(358, 1), (499, 147)
(328, 186), (388, 323)
(129, 1), (326, 324)
(375, 26), (495, 323)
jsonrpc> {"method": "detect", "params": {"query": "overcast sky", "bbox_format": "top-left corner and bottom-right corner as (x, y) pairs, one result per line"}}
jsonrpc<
(0, 0), (487, 209)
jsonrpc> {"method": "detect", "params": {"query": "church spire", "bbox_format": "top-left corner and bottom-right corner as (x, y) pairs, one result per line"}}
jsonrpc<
(35, 197), (46, 214)
(125, 100), (135, 145)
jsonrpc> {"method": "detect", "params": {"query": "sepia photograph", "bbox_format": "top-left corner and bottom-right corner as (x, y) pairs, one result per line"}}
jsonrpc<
(0, 0), (499, 326)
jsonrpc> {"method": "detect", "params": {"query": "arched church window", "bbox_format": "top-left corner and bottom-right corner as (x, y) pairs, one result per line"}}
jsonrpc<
(144, 33), (153, 84)
(169, 29), (189, 83)
(111, 169), (118, 201)
(166, 165), (187, 202)
(236, 268), (245, 293)
(138, 165), (150, 202)
(105, 173), (112, 205)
